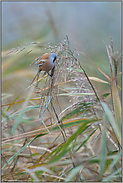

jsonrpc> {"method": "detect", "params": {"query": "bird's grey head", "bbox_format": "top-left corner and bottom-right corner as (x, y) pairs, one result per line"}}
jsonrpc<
(49, 53), (58, 63)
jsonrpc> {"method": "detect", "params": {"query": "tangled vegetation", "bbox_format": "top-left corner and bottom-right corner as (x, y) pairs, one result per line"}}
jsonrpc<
(2, 36), (122, 181)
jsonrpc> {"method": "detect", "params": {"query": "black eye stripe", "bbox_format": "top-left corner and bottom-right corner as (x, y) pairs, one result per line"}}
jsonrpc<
(53, 56), (56, 62)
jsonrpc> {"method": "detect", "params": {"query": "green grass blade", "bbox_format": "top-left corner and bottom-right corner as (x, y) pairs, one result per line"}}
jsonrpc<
(2, 91), (23, 118)
(2, 137), (34, 169)
(101, 102), (121, 145)
(75, 129), (96, 153)
(52, 118), (100, 132)
(99, 116), (107, 181)
(102, 167), (122, 182)
(2, 133), (46, 170)
(65, 165), (83, 182)
(60, 103), (93, 122)
(48, 117), (97, 164)
(11, 86), (34, 135)
(106, 150), (121, 173)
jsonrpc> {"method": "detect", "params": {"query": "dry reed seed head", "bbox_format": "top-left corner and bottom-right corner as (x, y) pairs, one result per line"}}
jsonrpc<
(6, 37), (95, 102)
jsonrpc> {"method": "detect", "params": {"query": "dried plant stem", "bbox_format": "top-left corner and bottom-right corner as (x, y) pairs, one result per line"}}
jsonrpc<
(79, 64), (100, 102)
(68, 48), (101, 103)
(66, 35), (101, 104)
(50, 76), (80, 181)
(50, 100), (66, 142)
(49, 76), (67, 142)
(2, 155), (15, 181)
(50, 99), (80, 181)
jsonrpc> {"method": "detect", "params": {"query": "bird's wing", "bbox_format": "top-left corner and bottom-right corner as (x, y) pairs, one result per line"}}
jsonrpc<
(38, 59), (47, 66)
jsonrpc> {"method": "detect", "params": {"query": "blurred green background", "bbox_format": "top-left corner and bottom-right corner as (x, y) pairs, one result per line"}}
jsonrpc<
(2, 1), (121, 102)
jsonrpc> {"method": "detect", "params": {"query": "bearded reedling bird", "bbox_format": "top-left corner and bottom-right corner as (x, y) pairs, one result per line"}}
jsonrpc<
(31, 53), (58, 85)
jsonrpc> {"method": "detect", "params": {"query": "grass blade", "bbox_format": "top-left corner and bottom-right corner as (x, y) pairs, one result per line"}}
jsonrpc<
(101, 102), (121, 145)
(11, 86), (34, 135)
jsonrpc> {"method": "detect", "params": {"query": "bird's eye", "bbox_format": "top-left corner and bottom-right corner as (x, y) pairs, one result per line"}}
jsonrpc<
(53, 56), (57, 63)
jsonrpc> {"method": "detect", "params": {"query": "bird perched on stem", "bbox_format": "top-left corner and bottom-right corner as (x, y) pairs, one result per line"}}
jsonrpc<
(31, 53), (58, 85)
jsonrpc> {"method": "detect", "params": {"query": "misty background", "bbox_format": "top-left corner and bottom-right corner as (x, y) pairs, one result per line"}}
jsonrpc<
(2, 1), (121, 100)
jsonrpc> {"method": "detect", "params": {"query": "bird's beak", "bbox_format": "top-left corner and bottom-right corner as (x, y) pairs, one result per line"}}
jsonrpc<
(56, 58), (59, 61)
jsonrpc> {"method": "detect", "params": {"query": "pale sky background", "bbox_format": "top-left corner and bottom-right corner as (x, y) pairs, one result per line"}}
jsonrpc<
(2, 1), (121, 76)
